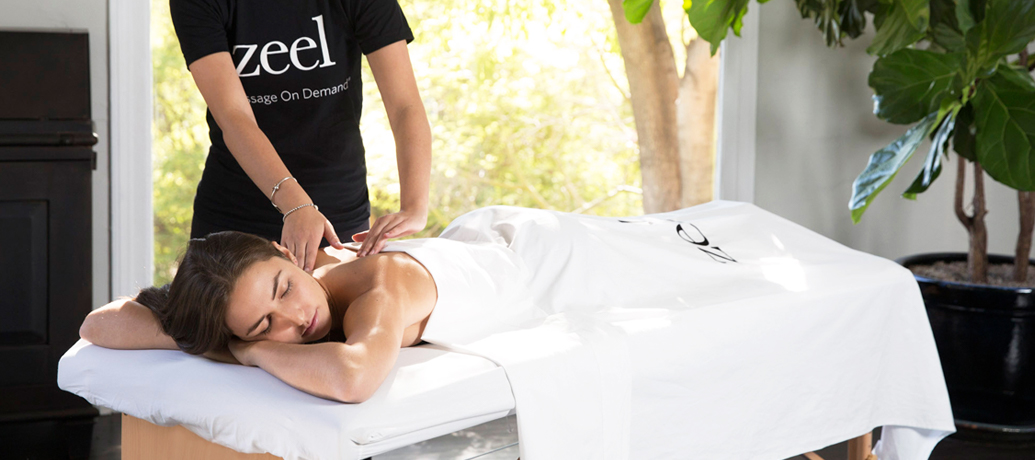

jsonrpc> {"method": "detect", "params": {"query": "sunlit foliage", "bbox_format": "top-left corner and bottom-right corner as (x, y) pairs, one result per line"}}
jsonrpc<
(151, 0), (641, 285)
(152, 0), (209, 285)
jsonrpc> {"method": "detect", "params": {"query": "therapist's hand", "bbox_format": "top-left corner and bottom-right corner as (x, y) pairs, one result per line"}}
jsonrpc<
(281, 206), (346, 274)
(354, 207), (428, 257)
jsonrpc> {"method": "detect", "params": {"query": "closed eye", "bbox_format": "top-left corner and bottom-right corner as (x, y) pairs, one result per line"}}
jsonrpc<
(262, 281), (293, 336)
(281, 280), (292, 299)
(261, 314), (273, 335)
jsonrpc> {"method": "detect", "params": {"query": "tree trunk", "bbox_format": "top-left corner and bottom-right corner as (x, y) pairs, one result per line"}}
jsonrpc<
(607, 0), (682, 213)
(955, 157), (989, 283)
(677, 38), (719, 207)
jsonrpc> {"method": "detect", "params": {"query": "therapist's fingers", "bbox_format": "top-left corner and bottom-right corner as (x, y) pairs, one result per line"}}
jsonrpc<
(271, 241), (299, 265)
(371, 220), (414, 254)
(370, 220), (406, 255)
(359, 215), (397, 257)
(323, 220), (345, 249)
(351, 231), (369, 243)
(281, 206), (326, 273)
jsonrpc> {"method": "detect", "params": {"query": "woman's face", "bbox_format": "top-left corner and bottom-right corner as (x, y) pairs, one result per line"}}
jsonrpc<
(225, 255), (333, 344)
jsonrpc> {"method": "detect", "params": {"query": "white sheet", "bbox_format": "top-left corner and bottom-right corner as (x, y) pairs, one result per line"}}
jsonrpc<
(58, 200), (955, 460)
(58, 341), (515, 460)
(399, 201), (955, 459)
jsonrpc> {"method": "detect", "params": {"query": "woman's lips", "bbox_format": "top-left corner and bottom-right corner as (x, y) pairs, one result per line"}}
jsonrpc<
(304, 310), (318, 338)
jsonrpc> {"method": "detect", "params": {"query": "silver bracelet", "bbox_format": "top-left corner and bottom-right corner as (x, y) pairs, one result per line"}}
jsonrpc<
(270, 176), (296, 212)
(282, 203), (318, 222)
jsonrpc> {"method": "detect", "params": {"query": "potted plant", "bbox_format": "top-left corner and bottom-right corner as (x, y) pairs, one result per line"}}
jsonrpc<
(623, 0), (1035, 441)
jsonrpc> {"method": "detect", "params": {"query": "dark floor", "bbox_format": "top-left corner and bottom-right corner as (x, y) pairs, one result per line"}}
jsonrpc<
(2, 413), (1034, 460)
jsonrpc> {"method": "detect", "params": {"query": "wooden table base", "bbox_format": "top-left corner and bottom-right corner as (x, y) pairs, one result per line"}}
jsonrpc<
(122, 414), (281, 460)
(121, 414), (877, 460)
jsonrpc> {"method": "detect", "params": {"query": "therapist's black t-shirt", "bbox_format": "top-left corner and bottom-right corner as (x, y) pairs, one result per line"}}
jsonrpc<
(170, 0), (413, 243)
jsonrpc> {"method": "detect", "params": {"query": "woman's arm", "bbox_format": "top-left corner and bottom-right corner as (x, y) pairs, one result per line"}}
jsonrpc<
(79, 299), (178, 350)
(81, 298), (242, 364)
(187, 52), (345, 272)
(229, 288), (409, 403)
(355, 41), (431, 257)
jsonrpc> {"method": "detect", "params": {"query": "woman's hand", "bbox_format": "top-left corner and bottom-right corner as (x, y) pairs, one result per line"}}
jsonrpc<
(354, 207), (428, 257)
(281, 206), (345, 274)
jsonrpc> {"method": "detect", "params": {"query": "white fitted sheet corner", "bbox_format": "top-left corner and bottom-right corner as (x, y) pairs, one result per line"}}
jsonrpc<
(57, 340), (515, 460)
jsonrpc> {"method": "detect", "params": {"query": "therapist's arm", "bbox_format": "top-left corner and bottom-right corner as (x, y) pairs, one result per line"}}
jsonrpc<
(187, 52), (345, 273)
(355, 40), (431, 257)
(79, 299), (179, 350)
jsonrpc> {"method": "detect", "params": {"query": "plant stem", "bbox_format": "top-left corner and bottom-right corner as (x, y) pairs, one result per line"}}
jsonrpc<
(1016, 191), (1034, 281)
(955, 157), (989, 283)
(1016, 49), (1034, 283)
(955, 155), (968, 228)
(971, 161), (989, 283)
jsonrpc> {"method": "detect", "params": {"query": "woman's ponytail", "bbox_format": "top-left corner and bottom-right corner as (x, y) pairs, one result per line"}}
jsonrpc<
(133, 283), (171, 318)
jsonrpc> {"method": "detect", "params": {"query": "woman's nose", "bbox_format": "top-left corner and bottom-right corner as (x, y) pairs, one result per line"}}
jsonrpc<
(290, 304), (307, 328)
(273, 306), (307, 333)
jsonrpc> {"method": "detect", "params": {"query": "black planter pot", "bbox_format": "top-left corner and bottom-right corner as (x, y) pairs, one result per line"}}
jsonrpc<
(897, 253), (1035, 444)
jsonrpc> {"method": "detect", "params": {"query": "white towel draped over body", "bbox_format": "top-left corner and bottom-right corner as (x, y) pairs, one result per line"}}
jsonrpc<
(384, 201), (956, 460)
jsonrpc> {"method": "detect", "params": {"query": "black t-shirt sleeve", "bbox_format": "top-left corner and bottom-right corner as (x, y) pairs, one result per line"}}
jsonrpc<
(349, 0), (415, 55)
(169, 0), (231, 68)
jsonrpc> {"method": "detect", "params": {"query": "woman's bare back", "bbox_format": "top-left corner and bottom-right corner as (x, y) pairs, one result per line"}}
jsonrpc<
(313, 244), (437, 347)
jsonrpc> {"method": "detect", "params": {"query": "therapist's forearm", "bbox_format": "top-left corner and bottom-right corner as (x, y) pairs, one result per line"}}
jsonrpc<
(390, 106), (431, 213)
(217, 111), (313, 212)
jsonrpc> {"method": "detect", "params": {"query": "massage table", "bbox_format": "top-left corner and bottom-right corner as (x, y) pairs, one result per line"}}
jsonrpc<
(57, 201), (956, 459)
(61, 340), (877, 460)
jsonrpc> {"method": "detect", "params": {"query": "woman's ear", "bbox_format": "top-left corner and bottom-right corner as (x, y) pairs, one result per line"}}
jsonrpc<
(271, 241), (298, 264)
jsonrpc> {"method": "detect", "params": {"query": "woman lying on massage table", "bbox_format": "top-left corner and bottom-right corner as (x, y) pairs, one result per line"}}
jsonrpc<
(80, 204), (739, 405)
(79, 230), (438, 404)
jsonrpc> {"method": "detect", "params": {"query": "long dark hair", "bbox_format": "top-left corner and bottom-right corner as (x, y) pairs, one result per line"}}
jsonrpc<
(134, 231), (288, 355)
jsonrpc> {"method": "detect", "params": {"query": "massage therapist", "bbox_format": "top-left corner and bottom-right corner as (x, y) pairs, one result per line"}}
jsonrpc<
(170, 0), (431, 273)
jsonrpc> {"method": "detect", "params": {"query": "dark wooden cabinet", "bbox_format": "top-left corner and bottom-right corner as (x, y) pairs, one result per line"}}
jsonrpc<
(0, 31), (99, 422)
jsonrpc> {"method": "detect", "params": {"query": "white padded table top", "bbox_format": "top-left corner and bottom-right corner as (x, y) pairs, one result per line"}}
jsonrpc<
(58, 340), (515, 460)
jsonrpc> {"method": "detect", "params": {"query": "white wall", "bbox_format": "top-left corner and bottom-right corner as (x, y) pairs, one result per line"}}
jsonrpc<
(752, 2), (1018, 260)
(0, 0), (111, 308)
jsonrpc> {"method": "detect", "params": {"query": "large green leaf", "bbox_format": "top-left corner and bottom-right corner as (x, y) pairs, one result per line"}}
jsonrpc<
(929, 0), (964, 51)
(898, 0), (930, 29)
(867, 0), (929, 56)
(930, 23), (965, 52)
(964, 0), (1035, 78)
(869, 49), (963, 124)
(850, 112), (940, 223)
(953, 103), (977, 161)
(955, 0), (985, 34)
(972, 66), (1035, 191)
(686, 0), (751, 55)
(903, 106), (959, 199)
(623, 0), (654, 24)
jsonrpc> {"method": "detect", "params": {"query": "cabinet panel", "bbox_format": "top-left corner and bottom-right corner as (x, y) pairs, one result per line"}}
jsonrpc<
(0, 201), (49, 347)
(0, 160), (95, 420)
